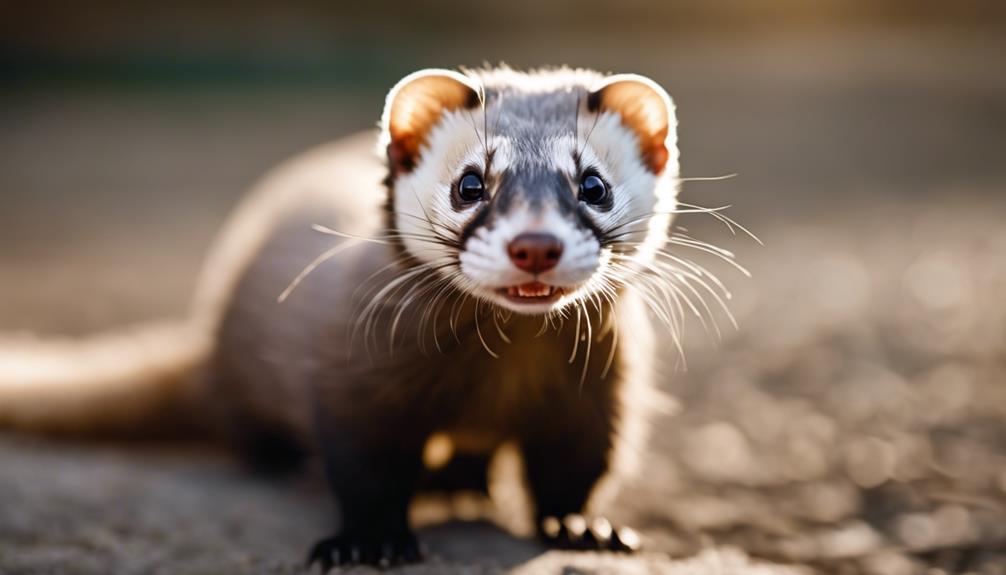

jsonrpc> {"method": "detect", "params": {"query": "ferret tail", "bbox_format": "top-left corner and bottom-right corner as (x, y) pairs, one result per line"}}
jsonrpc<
(0, 318), (213, 438)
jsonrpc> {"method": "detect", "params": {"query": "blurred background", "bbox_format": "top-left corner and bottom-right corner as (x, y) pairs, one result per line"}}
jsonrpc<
(1, 1), (1005, 574)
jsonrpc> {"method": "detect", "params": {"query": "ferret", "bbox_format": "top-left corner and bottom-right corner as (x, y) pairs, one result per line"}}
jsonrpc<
(0, 67), (698, 569)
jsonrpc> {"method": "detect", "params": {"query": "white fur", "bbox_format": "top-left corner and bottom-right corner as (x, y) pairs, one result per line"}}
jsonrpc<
(460, 205), (602, 315)
(394, 110), (486, 265)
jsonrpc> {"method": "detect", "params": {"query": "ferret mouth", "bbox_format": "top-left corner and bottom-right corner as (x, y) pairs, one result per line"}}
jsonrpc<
(496, 282), (564, 304)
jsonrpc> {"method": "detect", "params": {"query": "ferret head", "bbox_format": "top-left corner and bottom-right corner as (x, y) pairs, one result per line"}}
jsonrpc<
(380, 67), (679, 315)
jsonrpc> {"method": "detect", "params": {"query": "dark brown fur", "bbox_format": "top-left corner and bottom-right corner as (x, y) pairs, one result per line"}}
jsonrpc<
(210, 199), (636, 565)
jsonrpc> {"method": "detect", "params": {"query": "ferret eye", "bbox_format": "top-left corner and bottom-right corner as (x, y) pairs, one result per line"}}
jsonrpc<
(457, 172), (486, 202)
(579, 173), (610, 206)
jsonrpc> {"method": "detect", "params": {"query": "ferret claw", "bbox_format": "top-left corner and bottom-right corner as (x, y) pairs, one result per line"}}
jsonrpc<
(538, 514), (641, 553)
(306, 531), (422, 571)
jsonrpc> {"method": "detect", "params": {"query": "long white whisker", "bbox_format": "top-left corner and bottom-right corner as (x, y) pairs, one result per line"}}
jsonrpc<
(569, 304), (582, 364)
(665, 238), (751, 278)
(474, 300), (499, 358)
(389, 270), (448, 353)
(353, 264), (434, 353)
(278, 239), (362, 303)
(675, 201), (762, 244)
(648, 258), (738, 330)
(677, 173), (738, 182)
(492, 307), (511, 344)
(600, 287), (619, 379)
(579, 300), (593, 391)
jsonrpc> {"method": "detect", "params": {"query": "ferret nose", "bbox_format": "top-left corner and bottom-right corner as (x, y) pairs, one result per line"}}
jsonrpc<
(507, 232), (563, 274)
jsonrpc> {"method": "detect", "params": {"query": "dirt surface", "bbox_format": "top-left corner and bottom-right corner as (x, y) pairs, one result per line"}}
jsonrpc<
(0, 438), (808, 575)
(2, 26), (1005, 575)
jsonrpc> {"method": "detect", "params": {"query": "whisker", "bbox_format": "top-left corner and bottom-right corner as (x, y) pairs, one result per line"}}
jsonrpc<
(669, 234), (736, 259)
(389, 269), (450, 353)
(606, 265), (687, 367)
(676, 201), (762, 245)
(666, 238), (751, 278)
(599, 288), (619, 379)
(482, 83), (490, 153)
(573, 93), (581, 161)
(612, 249), (739, 339)
(465, 107), (489, 160)
(578, 299), (593, 391)
(534, 316), (549, 338)
(492, 308), (511, 344)
(277, 239), (362, 303)
(677, 173), (738, 182)
(352, 263), (442, 353)
(420, 272), (464, 354)
(474, 300), (499, 358)
(449, 291), (466, 343)
(352, 256), (419, 305)
(618, 241), (742, 295)
(395, 211), (464, 244)
(602, 205), (736, 240)
(568, 304), (582, 364)
(577, 101), (602, 165)
(313, 223), (459, 251)
(658, 261), (739, 331)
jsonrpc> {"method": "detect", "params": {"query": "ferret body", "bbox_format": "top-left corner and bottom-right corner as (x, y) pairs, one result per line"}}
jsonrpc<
(0, 67), (684, 568)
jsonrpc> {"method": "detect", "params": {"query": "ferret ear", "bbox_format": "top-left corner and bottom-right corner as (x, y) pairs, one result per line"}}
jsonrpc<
(381, 69), (481, 176)
(587, 74), (676, 174)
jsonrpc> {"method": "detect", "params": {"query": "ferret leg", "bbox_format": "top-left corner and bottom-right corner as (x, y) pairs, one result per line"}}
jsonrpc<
(520, 406), (640, 553)
(307, 413), (426, 569)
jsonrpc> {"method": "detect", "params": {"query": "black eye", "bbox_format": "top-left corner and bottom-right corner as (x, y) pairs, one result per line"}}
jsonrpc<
(579, 173), (610, 206)
(457, 172), (485, 202)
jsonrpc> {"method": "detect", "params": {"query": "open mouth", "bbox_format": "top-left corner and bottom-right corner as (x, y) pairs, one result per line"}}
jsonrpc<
(497, 282), (564, 304)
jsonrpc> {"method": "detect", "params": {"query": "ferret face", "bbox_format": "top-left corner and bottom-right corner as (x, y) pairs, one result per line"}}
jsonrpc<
(382, 68), (679, 316)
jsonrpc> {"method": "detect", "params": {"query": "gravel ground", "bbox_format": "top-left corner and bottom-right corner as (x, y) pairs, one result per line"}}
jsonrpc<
(620, 197), (1006, 574)
(1, 25), (1005, 575)
(0, 437), (809, 574)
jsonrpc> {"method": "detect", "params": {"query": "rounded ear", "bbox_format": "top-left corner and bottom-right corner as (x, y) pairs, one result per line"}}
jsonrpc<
(381, 69), (481, 176)
(587, 74), (676, 174)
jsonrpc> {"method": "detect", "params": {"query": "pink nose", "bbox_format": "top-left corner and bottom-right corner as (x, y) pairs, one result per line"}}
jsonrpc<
(507, 232), (563, 274)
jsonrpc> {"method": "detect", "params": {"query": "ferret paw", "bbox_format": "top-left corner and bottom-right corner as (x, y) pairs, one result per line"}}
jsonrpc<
(306, 531), (422, 571)
(538, 514), (641, 553)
